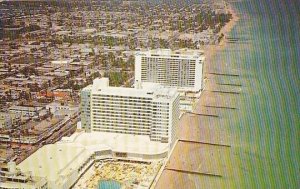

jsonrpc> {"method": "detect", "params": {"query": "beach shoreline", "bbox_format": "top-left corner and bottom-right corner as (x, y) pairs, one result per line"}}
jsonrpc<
(204, 3), (240, 66)
(154, 3), (240, 188)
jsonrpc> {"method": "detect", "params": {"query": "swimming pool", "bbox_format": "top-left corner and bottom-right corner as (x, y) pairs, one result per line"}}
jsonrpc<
(98, 180), (121, 189)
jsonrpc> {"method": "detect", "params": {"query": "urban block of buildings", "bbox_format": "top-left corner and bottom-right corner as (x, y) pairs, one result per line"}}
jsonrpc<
(0, 47), (205, 188)
(2, 77), (180, 189)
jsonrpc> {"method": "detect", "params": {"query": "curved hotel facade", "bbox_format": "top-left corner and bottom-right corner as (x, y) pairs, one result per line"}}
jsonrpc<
(16, 131), (170, 189)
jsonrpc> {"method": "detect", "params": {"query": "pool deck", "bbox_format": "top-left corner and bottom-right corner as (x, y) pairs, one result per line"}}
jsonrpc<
(73, 159), (163, 189)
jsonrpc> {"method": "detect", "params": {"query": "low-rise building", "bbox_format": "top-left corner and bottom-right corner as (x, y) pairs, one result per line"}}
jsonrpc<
(0, 161), (48, 189)
(8, 105), (44, 118)
(46, 102), (78, 114)
(17, 131), (169, 189)
(51, 59), (74, 67)
(0, 112), (21, 129)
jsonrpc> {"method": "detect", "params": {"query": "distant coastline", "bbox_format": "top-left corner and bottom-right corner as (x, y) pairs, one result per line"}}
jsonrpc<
(204, 2), (240, 65)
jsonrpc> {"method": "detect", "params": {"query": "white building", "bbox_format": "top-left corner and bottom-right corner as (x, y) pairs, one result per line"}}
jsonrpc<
(8, 105), (44, 118)
(81, 78), (180, 145)
(135, 49), (205, 92)
(0, 161), (47, 189)
(17, 131), (169, 189)
(46, 102), (78, 114)
(51, 59), (74, 67)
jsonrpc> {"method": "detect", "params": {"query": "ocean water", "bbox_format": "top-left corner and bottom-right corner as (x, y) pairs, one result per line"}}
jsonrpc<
(212, 0), (299, 188)
(98, 180), (121, 189)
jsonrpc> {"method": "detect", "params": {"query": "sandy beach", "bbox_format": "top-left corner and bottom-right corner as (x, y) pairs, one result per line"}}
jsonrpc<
(154, 3), (240, 189)
(204, 3), (239, 63)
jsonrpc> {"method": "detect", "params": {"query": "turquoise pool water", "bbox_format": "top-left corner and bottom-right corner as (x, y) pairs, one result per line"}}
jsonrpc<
(98, 180), (121, 189)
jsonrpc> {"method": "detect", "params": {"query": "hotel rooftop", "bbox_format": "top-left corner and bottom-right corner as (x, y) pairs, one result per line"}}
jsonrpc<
(135, 48), (205, 58)
(91, 77), (178, 99)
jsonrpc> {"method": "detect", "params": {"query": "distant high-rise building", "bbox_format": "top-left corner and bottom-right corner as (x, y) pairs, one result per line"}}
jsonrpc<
(80, 78), (180, 145)
(135, 49), (205, 92)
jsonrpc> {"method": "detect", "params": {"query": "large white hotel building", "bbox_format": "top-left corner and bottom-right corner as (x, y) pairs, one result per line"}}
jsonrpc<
(135, 49), (205, 92)
(12, 78), (179, 189)
(81, 78), (180, 145)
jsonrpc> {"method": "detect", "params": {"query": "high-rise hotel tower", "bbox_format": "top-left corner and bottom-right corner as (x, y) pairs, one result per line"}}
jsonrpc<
(135, 49), (205, 92)
(81, 78), (180, 145)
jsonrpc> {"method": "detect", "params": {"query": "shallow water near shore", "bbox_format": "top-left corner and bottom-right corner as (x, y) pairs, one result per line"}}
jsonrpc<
(212, 0), (299, 188)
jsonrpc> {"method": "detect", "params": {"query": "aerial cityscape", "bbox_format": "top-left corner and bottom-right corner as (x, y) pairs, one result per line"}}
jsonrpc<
(0, 0), (299, 189)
